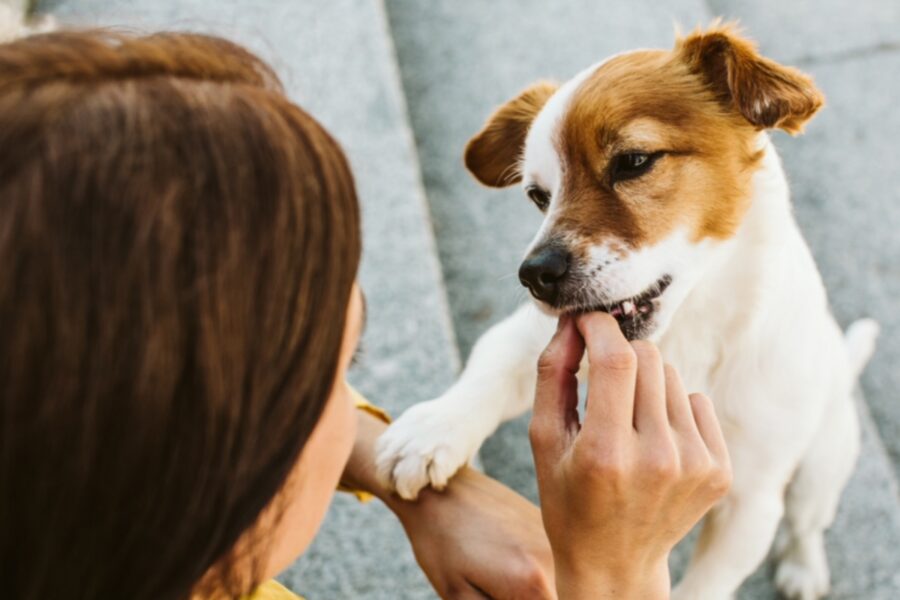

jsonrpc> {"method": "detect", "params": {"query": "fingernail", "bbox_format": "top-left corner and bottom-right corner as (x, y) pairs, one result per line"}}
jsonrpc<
(557, 313), (569, 331)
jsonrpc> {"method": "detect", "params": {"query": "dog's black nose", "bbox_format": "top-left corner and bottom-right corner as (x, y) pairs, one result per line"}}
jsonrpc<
(519, 247), (570, 304)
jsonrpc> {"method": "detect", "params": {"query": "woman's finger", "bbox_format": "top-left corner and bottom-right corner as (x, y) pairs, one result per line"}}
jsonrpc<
(631, 341), (667, 433)
(689, 393), (729, 463)
(576, 312), (637, 437)
(462, 583), (493, 600)
(530, 315), (584, 460)
(664, 364), (698, 435)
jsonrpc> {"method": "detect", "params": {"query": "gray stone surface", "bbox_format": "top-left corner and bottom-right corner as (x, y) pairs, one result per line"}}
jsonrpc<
(707, 0), (900, 64)
(385, 0), (900, 597)
(37, 0), (458, 597)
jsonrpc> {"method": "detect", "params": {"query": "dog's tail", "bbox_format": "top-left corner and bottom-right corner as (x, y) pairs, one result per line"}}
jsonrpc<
(844, 318), (880, 381)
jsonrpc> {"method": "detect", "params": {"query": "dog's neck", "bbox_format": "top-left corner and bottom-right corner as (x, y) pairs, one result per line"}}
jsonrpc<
(659, 135), (799, 386)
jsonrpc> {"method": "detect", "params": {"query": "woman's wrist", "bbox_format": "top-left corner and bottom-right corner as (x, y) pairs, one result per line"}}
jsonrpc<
(553, 555), (670, 600)
(339, 409), (480, 521)
(340, 407), (431, 520)
(340, 408), (394, 502)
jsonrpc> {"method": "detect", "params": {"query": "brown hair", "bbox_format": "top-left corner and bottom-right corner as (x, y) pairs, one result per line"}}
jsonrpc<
(0, 31), (361, 599)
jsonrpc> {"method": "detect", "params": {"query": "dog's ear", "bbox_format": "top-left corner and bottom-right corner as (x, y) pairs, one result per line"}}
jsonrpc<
(464, 81), (558, 187)
(676, 22), (823, 134)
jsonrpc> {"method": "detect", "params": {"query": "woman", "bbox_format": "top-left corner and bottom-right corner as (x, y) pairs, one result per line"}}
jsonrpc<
(0, 31), (730, 599)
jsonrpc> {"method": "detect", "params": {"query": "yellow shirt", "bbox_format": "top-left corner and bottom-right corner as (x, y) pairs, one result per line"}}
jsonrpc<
(248, 580), (303, 600)
(247, 388), (390, 600)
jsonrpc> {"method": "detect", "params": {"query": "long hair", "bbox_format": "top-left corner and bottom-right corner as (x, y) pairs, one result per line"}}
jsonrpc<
(0, 30), (361, 599)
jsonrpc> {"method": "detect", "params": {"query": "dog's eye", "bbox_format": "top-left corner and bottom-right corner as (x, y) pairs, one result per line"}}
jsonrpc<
(526, 185), (551, 211)
(611, 152), (662, 183)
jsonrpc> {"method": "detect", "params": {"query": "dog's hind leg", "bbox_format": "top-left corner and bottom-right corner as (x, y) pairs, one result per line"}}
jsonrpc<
(672, 471), (786, 600)
(775, 318), (876, 599)
(774, 394), (860, 600)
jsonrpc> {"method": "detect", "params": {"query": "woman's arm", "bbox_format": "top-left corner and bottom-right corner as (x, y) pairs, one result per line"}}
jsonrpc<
(339, 403), (397, 504)
(342, 407), (556, 599)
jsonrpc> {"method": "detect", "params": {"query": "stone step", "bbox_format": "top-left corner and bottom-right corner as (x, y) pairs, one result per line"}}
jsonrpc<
(383, 0), (900, 597)
(707, 0), (900, 65)
(36, 0), (460, 597)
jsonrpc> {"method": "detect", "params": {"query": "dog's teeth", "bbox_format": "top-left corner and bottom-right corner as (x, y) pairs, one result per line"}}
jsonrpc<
(622, 300), (635, 315)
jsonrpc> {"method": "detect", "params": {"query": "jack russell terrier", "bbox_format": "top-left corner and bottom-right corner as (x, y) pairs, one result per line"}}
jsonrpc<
(376, 23), (878, 600)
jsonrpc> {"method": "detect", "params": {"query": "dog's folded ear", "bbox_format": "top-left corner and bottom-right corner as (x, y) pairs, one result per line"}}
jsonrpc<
(464, 81), (558, 187)
(676, 22), (823, 134)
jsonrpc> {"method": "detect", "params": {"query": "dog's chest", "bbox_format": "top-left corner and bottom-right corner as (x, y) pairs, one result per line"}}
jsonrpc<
(657, 300), (733, 395)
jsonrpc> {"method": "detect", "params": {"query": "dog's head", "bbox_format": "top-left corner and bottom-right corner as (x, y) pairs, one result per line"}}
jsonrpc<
(464, 24), (823, 340)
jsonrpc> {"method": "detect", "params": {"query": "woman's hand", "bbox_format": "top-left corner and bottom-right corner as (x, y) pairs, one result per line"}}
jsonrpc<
(529, 313), (732, 600)
(344, 407), (555, 599)
(392, 467), (555, 600)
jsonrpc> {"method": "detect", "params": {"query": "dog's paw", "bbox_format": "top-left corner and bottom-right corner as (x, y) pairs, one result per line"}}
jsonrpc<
(774, 549), (830, 600)
(375, 399), (480, 500)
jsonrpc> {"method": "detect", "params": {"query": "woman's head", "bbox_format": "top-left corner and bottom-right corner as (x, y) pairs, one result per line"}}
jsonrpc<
(0, 31), (361, 598)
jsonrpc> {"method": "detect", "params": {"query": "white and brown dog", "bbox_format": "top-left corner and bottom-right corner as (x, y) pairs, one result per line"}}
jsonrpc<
(377, 24), (878, 599)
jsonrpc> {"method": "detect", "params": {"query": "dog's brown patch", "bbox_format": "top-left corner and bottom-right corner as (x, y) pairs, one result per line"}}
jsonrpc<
(553, 24), (822, 254)
(464, 81), (558, 187)
(557, 51), (760, 254)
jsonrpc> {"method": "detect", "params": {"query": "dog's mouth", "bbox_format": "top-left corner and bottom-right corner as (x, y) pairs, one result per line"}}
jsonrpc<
(569, 275), (673, 339)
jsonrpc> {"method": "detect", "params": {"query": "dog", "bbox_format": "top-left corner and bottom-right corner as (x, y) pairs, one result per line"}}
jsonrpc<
(376, 23), (879, 599)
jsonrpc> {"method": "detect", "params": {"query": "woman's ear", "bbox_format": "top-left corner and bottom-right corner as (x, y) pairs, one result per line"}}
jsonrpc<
(464, 81), (558, 187)
(676, 22), (824, 134)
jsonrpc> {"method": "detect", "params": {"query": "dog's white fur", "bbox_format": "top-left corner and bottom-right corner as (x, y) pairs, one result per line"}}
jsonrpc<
(378, 54), (878, 600)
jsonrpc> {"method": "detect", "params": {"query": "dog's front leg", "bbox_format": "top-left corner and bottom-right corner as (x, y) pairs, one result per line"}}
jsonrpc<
(375, 304), (555, 500)
(672, 447), (790, 600)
